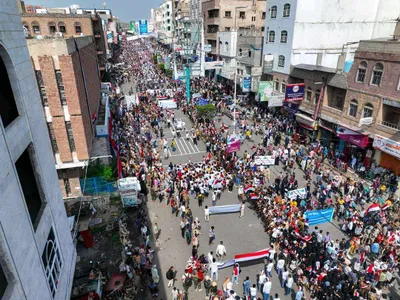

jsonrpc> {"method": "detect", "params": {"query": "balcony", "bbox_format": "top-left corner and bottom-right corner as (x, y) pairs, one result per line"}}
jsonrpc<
(379, 121), (400, 131)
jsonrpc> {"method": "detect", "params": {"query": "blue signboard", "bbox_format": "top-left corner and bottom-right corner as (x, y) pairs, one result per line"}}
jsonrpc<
(242, 76), (251, 92)
(139, 19), (148, 35)
(283, 100), (300, 114)
(285, 83), (305, 101)
(305, 208), (335, 226)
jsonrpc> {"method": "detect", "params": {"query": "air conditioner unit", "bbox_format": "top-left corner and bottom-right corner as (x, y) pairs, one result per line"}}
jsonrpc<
(80, 33), (84, 36)
(55, 32), (63, 38)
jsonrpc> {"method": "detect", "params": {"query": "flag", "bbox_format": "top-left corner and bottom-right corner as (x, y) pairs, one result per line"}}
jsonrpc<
(244, 184), (254, 193)
(366, 203), (381, 214)
(251, 145), (256, 151)
(359, 251), (365, 264)
(234, 249), (270, 263)
(221, 124), (227, 130)
(165, 186), (171, 193)
(250, 193), (258, 200)
(381, 202), (391, 210)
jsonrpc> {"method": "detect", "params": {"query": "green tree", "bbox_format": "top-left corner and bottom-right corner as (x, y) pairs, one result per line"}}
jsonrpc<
(196, 104), (216, 121)
(158, 62), (165, 70)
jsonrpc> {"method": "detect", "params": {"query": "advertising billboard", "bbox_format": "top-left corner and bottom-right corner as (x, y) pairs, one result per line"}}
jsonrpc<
(130, 21), (135, 31)
(242, 76), (251, 92)
(139, 19), (148, 35)
(258, 81), (273, 102)
(373, 135), (400, 159)
(205, 61), (224, 70)
(285, 83), (305, 102)
(283, 100), (300, 114)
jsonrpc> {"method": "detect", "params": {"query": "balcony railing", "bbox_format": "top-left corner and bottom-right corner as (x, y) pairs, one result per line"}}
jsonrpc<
(379, 120), (400, 131)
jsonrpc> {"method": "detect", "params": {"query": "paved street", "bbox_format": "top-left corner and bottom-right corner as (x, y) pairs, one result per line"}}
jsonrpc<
(147, 106), (345, 300)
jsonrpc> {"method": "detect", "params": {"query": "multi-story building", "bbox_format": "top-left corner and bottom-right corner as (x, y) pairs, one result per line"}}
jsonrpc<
(159, 0), (174, 44)
(217, 29), (263, 92)
(0, 0), (76, 298)
(174, 0), (191, 45)
(26, 36), (102, 199)
(202, 0), (267, 57)
(21, 13), (107, 73)
(262, 0), (400, 83)
(284, 30), (400, 174)
(152, 8), (164, 35)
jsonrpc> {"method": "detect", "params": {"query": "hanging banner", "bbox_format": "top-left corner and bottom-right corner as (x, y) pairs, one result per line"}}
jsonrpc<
(283, 100), (301, 114)
(373, 135), (400, 159)
(286, 187), (307, 200)
(285, 83), (305, 102)
(254, 156), (275, 166)
(258, 81), (273, 102)
(227, 134), (241, 153)
(268, 95), (284, 107)
(336, 127), (369, 148)
(129, 21), (135, 31)
(139, 19), (148, 35)
(305, 208), (335, 226)
(209, 204), (241, 215)
(242, 76), (252, 92)
(205, 61), (224, 70)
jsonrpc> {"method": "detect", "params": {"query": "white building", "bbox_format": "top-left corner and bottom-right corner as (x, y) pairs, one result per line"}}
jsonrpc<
(0, 0), (76, 299)
(217, 31), (238, 81)
(158, 0), (174, 44)
(263, 0), (400, 78)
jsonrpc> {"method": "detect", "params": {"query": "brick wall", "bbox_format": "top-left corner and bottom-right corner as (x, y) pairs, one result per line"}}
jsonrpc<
(39, 56), (63, 116)
(21, 14), (93, 37)
(57, 168), (82, 198)
(52, 116), (72, 162)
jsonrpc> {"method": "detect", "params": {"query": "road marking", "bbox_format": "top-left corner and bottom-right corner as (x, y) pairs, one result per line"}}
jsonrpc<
(170, 151), (206, 157)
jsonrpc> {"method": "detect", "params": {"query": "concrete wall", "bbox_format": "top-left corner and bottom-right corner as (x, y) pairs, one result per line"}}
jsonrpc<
(0, 1), (76, 299)
(264, 0), (400, 74)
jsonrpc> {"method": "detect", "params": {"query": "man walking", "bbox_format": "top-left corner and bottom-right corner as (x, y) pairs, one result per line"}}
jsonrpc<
(166, 266), (177, 287)
(263, 277), (272, 300)
(209, 258), (219, 281)
(216, 241), (226, 260)
(243, 277), (250, 299)
(285, 274), (293, 295)
(180, 218), (186, 238)
(204, 205), (210, 221)
(231, 263), (240, 284)
(181, 269), (192, 297)
(209, 226), (216, 245)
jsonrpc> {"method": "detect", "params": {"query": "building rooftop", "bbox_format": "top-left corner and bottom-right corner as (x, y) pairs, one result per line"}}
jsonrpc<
(26, 35), (94, 57)
(293, 64), (337, 74)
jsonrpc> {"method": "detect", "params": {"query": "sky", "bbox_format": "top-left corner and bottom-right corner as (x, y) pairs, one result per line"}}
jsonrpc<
(32, 0), (161, 22)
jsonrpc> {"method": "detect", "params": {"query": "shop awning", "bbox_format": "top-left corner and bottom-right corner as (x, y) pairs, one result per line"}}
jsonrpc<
(295, 113), (318, 130)
(336, 127), (369, 148)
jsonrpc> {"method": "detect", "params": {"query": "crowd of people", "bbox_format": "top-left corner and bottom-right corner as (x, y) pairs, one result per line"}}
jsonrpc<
(108, 37), (400, 300)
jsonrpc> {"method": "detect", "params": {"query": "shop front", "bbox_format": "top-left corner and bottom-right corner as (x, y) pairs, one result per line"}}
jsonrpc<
(294, 112), (318, 142)
(336, 127), (373, 166)
(373, 135), (400, 174)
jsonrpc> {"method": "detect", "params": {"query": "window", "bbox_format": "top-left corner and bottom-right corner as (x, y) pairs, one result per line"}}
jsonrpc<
(314, 89), (321, 105)
(251, 16), (256, 22)
(348, 99), (358, 117)
(239, 11), (246, 19)
(363, 103), (374, 118)
(356, 61), (367, 83)
(225, 27), (231, 31)
(280, 30), (288, 43)
(166, 4), (169, 9)
(48, 22), (56, 34)
(42, 227), (63, 297)
(283, 3), (291, 17)
(225, 41), (228, 52)
(225, 11), (231, 18)
(15, 146), (44, 227)
(261, 26), (265, 32)
(278, 55), (285, 67)
(32, 22), (40, 34)
(55, 70), (67, 106)
(274, 79), (280, 91)
(75, 22), (82, 34)
(47, 122), (59, 155)
(270, 6), (277, 18)
(239, 48), (242, 56)
(262, 12), (266, 19)
(281, 81), (286, 93)
(371, 63), (383, 86)
(23, 22), (29, 34)
(167, 26), (171, 31)
(58, 22), (66, 33)
(306, 87), (312, 102)
(0, 263), (7, 298)
(249, 50), (252, 57)
(65, 121), (76, 152)
(0, 55), (19, 127)
(329, 89), (345, 110)
(268, 31), (275, 42)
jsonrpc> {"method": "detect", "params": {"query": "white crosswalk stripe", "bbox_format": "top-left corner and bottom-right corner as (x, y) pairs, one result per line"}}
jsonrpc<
(165, 126), (205, 157)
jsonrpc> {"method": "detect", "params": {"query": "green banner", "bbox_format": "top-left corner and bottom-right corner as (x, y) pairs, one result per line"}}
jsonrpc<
(258, 81), (273, 102)
(130, 21), (135, 31)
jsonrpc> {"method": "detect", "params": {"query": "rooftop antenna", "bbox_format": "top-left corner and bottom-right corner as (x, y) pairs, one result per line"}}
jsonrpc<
(102, 0), (106, 9)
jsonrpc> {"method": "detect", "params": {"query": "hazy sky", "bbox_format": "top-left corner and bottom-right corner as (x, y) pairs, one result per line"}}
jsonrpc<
(32, 0), (161, 22)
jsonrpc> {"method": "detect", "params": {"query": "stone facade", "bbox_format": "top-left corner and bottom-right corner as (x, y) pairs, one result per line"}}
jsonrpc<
(0, 0), (76, 299)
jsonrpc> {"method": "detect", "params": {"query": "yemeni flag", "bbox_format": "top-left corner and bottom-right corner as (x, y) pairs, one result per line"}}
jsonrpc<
(251, 145), (256, 151)
(359, 251), (366, 264)
(221, 124), (228, 130)
(250, 193), (258, 200)
(381, 202), (391, 210)
(244, 184), (254, 193)
(234, 249), (270, 263)
(366, 203), (381, 214)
